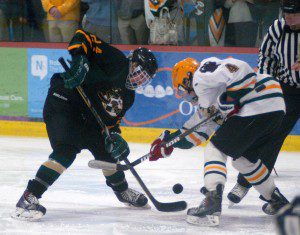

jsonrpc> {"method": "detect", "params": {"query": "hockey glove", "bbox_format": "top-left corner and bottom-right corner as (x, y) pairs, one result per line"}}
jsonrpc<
(200, 105), (224, 125)
(149, 130), (174, 161)
(105, 132), (130, 161)
(61, 54), (90, 89)
(217, 93), (240, 119)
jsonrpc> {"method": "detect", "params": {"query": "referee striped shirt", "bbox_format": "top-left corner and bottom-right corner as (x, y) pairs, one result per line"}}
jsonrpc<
(258, 18), (300, 88)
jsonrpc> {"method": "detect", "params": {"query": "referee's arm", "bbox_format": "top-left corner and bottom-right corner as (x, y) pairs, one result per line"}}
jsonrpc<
(258, 20), (281, 75)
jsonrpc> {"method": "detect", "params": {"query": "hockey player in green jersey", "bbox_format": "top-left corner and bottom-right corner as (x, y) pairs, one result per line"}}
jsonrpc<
(13, 29), (158, 221)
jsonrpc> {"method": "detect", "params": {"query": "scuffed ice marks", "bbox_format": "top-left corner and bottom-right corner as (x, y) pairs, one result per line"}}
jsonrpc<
(115, 223), (187, 235)
(0, 136), (299, 234)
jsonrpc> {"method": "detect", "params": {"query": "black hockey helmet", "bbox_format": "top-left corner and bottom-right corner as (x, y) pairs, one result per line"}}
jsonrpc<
(281, 0), (300, 13)
(126, 47), (158, 90)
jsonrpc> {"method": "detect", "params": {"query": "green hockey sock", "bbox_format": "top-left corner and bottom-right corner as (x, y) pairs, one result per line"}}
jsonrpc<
(27, 159), (66, 198)
(105, 171), (128, 192)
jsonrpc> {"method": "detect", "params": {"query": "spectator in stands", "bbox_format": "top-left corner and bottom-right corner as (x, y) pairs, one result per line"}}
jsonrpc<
(0, 0), (9, 41)
(145, 0), (184, 45)
(41, 0), (80, 42)
(115, 0), (148, 45)
(81, 0), (119, 43)
(224, 0), (258, 47)
(23, 0), (47, 42)
(254, 0), (280, 46)
(0, 0), (24, 42)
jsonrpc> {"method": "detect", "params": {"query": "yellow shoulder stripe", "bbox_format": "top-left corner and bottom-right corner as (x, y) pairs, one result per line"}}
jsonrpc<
(76, 30), (92, 47)
(68, 44), (81, 51)
(67, 43), (88, 55)
(227, 80), (256, 92)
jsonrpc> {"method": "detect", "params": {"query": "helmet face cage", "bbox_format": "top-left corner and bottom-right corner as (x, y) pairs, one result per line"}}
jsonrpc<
(126, 47), (158, 90)
(175, 74), (198, 104)
(126, 65), (152, 90)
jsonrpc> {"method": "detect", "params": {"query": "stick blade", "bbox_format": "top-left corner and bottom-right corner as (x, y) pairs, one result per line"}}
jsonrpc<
(88, 160), (117, 171)
(155, 200), (187, 212)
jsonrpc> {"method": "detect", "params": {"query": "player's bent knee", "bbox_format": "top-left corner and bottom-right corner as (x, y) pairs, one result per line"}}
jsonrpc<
(231, 157), (256, 172)
(49, 145), (79, 169)
(205, 142), (227, 162)
(42, 159), (66, 175)
(232, 157), (272, 190)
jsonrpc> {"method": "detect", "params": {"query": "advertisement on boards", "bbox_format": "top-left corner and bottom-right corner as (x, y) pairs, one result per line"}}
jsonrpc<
(123, 51), (258, 129)
(28, 48), (70, 118)
(0, 48), (27, 116)
(27, 48), (299, 134)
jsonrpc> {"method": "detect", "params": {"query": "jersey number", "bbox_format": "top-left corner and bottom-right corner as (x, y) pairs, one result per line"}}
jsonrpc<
(225, 63), (239, 73)
(90, 34), (102, 54)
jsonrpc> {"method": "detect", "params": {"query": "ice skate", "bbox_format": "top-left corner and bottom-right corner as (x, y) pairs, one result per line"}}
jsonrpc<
(262, 188), (289, 215)
(114, 188), (150, 209)
(227, 183), (250, 207)
(186, 184), (223, 226)
(12, 190), (46, 221)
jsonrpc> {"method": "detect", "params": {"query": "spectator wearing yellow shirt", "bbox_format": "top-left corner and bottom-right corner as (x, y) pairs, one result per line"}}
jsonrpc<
(41, 0), (80, 42)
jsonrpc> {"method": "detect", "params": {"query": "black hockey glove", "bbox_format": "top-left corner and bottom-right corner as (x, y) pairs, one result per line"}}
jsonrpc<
(105, 132), (130, 161)
(61, 54), (90, 89)
(217, 93), (240, 119)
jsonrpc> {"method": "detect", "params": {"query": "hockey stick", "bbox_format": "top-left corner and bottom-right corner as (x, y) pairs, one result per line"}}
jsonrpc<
(88, 111), (220, 171)
(273, 167), (279, 177)
(58, 57), (187, 212)
(90, 80), (270, 172)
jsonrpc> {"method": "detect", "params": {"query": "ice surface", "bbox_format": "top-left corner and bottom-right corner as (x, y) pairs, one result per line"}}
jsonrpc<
(0, 136), (299, 235)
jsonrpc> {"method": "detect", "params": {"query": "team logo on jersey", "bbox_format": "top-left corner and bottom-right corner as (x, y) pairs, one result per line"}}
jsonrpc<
(98, 89), (123, 117)
(200, 61), (220, 73)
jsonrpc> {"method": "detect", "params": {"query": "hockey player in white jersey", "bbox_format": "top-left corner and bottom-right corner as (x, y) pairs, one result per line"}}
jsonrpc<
(149, 57), (290, 226)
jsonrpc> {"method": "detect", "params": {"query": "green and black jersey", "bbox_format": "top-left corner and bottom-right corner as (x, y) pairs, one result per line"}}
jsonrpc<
(50, 30), (135, 132)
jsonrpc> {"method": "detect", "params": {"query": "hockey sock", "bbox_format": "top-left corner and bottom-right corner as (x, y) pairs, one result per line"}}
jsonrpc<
(27, 159), (68, 198)
(105, 170), (128, 192)
(237, 173), (252, 189)
(232, 157), (275, 200)
(204, 142), (227, 191)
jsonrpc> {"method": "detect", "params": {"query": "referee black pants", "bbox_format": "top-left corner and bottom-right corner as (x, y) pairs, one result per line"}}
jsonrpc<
(237, 90), (300, 188)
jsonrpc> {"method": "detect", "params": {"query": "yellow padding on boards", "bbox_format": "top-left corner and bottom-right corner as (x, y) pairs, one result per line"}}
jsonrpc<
(0, 120), (300, 152)
(0, 120), (47, 137)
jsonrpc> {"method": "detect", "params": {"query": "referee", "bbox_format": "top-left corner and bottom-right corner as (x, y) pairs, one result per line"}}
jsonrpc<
(228, 0), (300, 205)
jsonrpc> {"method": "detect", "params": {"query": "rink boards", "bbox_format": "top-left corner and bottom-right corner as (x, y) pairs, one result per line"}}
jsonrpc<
(0, 119), (299, 152)
(0, 43), (299, 151)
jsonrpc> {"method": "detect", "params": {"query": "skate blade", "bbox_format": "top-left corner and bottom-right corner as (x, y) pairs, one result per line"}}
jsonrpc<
(11, 208), (44, 222)
(123, 202), (151, 210)
(186, 214), (220, 227)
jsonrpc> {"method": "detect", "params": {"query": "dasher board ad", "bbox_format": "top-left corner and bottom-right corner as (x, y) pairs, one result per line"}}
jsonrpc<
(27, 48), (300, 134)
(0, 48), (27, 116)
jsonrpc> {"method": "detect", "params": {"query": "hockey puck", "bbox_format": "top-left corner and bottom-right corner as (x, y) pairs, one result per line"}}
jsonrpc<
(172, 183), (183, 194)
